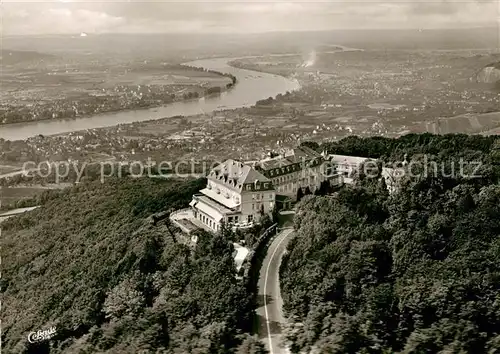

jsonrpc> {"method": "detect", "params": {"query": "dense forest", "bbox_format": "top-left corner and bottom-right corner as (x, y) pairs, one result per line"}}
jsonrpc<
(304, 133), (498, 162)
(2, 177), (257, 353)
(282, 134), (500, 353)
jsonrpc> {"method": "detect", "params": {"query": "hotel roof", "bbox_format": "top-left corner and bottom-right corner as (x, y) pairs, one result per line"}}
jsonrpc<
(208, 159), (270, 193)
(328, 154), (372, 166)
(286, 146), (322, 160)
(200, 187), (240, 209)
(259, 157), (294, 170)
(192, 194), (237, 217)
(257, 146), (323, 171)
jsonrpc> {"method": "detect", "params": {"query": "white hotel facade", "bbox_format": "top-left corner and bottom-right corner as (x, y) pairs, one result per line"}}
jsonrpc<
(189, 146), (401, 232)
(190, 159), (276, 231)
(190, 146), (329, 231)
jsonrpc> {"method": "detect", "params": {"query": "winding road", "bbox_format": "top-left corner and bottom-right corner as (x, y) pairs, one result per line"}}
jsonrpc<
(0, 206), (40, 224)
(257, 228), (294, 354)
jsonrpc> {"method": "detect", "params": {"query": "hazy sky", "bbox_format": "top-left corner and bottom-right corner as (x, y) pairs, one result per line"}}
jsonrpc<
(2, 0), (499, 35)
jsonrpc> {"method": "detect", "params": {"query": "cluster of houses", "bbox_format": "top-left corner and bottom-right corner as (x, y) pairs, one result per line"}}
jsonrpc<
(185, 145), (402, 233)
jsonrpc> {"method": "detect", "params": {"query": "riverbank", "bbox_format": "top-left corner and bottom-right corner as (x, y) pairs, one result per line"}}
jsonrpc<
(226, 48), (500, 136)
(0, 56), (299, 141)
(0, 66), (235, 128)
(3, 47), (498, 198)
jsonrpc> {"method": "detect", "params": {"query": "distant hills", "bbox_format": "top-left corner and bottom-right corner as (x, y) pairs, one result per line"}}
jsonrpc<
(2, 27), (498, 60)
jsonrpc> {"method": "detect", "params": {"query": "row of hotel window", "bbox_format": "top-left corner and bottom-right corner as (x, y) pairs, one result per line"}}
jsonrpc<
(274, 177), (317, 193)
(272, 171), (320, 186)
(245, 182), (271, 190)
(243, 174), (320, 193)
(242, 170), (322, 191)
(267, 162), (320, 177)
(251, 202), (274, 210)
(251, 193), (273, 200)
(197, 212), (219, 231)
(198, 212), (254, 227)
(228, 215), (253, 224)
(268, 165), (299, 176)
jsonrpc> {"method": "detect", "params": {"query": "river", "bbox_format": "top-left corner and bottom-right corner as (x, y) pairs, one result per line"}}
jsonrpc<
(0, 57), (301, 141)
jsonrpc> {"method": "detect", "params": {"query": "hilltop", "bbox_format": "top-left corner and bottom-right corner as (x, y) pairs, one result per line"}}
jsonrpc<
(281, 134), (500, 353)
(1, 177), (254, 353)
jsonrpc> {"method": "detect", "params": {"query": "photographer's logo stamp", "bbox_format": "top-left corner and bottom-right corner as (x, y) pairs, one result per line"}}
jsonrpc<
(28, 326), (57, 343)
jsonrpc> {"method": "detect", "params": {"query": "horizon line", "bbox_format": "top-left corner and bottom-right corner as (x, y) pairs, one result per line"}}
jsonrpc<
(2, 26), (498, 38)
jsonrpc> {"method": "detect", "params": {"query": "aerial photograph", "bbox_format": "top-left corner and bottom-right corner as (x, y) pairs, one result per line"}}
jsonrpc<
(1, 0), (500, 353)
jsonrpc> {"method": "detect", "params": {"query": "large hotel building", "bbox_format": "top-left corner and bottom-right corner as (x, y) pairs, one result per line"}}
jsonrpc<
(189, 146), (331, 231)
(188, 145), (402, 232)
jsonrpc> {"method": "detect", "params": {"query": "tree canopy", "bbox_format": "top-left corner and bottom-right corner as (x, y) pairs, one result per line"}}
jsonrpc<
(319, 133), (498, 163)
(280, 134), (500, 353)
(2, 177), (252, 353)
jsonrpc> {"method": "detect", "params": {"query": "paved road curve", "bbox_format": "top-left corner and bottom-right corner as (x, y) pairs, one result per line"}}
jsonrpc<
(257, 228), (294, 354)
(0, 206), (40, 224)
